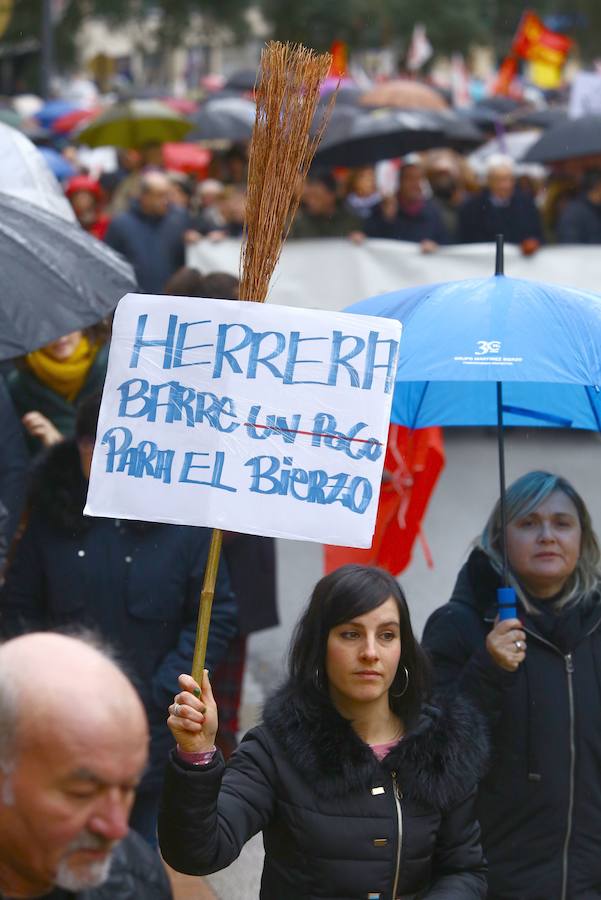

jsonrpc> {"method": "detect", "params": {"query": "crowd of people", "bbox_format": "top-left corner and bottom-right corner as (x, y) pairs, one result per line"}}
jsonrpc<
(44, 137), (601, 302)
(2, 124), (601, 899)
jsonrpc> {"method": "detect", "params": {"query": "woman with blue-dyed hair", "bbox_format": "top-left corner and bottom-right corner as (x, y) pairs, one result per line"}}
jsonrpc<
(423, 470), (601, 900)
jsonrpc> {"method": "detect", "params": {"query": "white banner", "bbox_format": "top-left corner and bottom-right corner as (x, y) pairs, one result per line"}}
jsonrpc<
(85, 294), (401, 548)
(187, 239), (601, 312)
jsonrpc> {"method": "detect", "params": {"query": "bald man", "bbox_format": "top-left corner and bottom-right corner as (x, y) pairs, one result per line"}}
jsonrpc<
(0, 632), (171, 899)
(104, 171), (187, 294)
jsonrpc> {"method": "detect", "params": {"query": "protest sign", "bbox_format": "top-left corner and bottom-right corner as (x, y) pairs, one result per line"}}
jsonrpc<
(85, 293), (401, 548)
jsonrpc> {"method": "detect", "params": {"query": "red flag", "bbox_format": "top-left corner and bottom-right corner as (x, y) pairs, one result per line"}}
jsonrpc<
(328, 41), (348, 79)
(493, 11), (571, 96)
(323, 425), (445, 576)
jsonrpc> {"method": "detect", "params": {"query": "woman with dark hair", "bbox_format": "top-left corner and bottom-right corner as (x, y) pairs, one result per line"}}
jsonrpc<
(159, 564), (488, 899)
(422, 470), (601, 899)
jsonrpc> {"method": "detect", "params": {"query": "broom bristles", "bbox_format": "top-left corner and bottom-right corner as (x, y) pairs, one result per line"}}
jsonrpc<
(239, 42), (333, 303)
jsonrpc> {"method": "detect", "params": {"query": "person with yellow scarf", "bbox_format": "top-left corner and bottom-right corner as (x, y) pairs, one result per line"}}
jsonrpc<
(6, 330), (108, 455)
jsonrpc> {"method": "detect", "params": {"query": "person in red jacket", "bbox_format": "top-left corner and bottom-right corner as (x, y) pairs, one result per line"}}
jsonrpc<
(65, 175), (111, 241)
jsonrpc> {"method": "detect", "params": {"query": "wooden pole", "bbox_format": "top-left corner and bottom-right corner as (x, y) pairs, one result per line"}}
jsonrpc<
(190, 41), (333, 681)
(191, 527), (223, 683)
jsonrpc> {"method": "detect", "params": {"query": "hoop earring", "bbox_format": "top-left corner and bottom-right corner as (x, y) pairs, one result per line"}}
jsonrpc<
(313, 667), (323, 691)
(390, 666), (409, 698)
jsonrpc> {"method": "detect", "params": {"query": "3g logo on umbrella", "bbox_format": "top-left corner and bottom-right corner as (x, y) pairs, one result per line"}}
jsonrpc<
(475, 340), (501, 356)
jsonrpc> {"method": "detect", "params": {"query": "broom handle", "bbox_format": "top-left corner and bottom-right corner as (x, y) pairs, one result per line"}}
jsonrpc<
(191, 528), (223, 685)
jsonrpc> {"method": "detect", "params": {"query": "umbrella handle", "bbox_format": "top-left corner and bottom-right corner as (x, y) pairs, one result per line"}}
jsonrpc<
(497, 586), (517, 621)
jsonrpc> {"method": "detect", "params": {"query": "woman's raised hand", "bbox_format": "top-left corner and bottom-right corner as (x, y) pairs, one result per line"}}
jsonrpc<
(486, 617), (527, 672)
(167, 670), (218, 753)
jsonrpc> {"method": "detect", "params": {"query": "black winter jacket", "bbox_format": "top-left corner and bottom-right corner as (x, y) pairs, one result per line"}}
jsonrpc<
(0, 441), (237, 789)
(159, 682), (488, 899)
(557, 195), (601, 244)
(0, 830), (172, 899)
(458, 189), (543, 245)
(365, 199), (449, 245)
(422, 548), (601, 900)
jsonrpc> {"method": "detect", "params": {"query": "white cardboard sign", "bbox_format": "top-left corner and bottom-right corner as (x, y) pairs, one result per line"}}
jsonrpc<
(85, 294), (401, 548)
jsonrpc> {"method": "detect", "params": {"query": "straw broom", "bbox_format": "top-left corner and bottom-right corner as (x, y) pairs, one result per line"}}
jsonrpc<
(191, 42), (333, 683)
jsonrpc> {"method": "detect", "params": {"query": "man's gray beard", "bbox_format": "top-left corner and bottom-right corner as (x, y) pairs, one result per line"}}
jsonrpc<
(54, 831), (118, 892)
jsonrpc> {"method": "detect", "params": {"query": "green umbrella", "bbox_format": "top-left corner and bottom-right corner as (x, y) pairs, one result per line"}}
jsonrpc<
(74, 99), (193, 148)
(0, 108), (22, 128)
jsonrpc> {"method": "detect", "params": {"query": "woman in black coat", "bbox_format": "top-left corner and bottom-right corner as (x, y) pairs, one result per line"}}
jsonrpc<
(422, 470), (601, 900)
(159, 564), (488, 899)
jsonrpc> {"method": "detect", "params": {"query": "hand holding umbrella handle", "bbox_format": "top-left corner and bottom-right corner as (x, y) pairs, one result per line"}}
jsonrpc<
(498, 586), (517, 621)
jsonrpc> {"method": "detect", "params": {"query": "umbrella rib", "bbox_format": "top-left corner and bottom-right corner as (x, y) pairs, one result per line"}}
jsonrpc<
(585, 386), (601, 431)
(410, 381), (430, 430)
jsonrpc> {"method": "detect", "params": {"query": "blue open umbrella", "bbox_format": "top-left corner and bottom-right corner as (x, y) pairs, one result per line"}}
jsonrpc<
(347, 239), (601, 615)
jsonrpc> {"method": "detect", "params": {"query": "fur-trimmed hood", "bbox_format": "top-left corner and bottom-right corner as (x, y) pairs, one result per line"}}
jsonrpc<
(263, 680), (489, 810)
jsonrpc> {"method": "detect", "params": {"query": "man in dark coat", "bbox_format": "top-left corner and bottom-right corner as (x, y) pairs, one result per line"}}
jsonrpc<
(0, 395), (237, 845)
(365, 155), (449, 249)
(557, 170), (601, 244)
(104, 172), (187, 293)
(422, 547), (601, 899)
(458, 154), (543, 249)
(0, 632), (172, 899)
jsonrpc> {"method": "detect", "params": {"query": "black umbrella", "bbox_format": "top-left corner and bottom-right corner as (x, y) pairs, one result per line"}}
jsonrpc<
(187, 96), (256, 142)
(435, 111), (484, 150)
(476, 95), (521, 114)
(313, 108), (444, 167)
(506, 105), (567, 129)
(0, 193), (137, 360)
(523, 114), (601, 163)
(224, 69), (257, 92)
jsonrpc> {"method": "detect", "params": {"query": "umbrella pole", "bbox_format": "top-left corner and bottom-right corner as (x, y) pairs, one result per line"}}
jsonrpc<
(191, 528), (223, 684)
(495, 233), (517, 619)
(496, 383), (516, 619)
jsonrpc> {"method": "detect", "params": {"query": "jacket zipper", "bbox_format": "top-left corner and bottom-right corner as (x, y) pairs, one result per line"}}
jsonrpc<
(390, 771), (403, 900)
(484, 615), (601, 897)
(561, 652), (575, 900)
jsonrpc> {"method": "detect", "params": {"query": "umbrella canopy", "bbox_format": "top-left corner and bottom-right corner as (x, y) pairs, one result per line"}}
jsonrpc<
(52, 106), (100, 135)
(74, 100), (193, 148)
(347, 263), (601, 598)
(224, 69), (257, 92)
(187, 96), (256, 142)
(360, 80), (448, 111)
(162, 142), (211, 176)
(313, 108), (445, 167)
(347, 273), (601, 430)
(506, 105), (567, 129)
(0, 123), (75, 221)
(0, 193), (137, 360)
(37, 146), (76, 181)
(476, 96), (521, 115)
(36, 100), (80, 128)
(524, 115), (601, 164)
